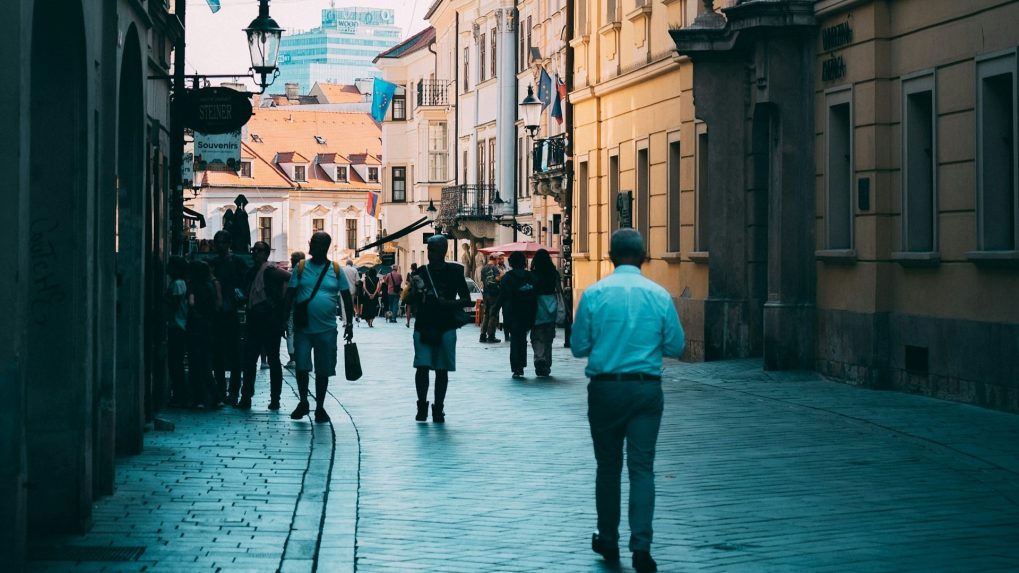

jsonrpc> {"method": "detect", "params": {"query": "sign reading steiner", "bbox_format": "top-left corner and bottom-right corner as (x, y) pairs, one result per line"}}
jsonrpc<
(195, 130), (241, 171)
(184, 87), (253, 134)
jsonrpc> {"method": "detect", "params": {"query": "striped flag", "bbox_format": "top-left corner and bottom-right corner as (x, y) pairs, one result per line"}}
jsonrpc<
(365, 191), (379, 218)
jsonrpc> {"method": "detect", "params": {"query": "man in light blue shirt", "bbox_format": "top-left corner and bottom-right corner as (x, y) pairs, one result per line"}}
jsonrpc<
(571, 228), (685, 573)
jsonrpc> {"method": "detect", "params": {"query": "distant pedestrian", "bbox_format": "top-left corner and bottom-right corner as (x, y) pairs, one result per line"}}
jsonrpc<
(496, 251), (537, 378)
(403, 262), (418, 327)
(165, 256), (190, 407)
(478, 254), (502, 343)
(186, 260), (221, 410)
(571, 229), (685, 573)
(210, 230), (248, 405)
(409, 235), (472, 423)
(286, 232), (355, 423)
(340, 260), (359, 323)
(384, 265), (403, 322)
(530, 249), (561, 377)
(239, 241), (291, 411)
(360, 267), (382, 327)
(285, 251), (306, 368)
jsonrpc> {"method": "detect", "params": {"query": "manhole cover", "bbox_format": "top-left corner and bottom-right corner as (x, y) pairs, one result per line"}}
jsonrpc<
(29, 545), (146, 562)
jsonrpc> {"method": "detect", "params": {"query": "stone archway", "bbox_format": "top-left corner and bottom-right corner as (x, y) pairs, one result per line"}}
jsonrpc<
(26, 0), (91, 534)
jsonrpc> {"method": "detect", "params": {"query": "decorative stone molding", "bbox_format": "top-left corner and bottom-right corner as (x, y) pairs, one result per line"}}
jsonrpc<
(306, 204), (331, 216)
(254, 205), (279, 214)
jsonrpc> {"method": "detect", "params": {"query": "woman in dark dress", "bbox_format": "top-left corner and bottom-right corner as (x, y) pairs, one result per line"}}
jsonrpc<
(360, 267), (383, 327)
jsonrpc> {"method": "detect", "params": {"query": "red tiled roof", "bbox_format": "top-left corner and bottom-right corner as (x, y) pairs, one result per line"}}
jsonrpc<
(312, 83), (365, 104)
(373, 27), (436, 63)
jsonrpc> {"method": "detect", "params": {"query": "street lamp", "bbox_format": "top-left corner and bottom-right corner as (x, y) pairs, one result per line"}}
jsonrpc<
(425, 198), (438, 223)
(492, 191), (509, 219)
(245, 0), (285, 93)
(519, 84), (542, 138)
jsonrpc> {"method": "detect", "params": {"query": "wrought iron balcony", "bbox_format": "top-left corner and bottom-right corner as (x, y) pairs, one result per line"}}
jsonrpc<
(417, 80), (449, 107)
(437, 184), (498, 226)
(532, 134), (567, 174)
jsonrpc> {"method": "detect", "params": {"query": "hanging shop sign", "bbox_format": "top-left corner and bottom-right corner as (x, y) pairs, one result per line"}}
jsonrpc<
(194, 130), (242, 171)
(181, 152), (195, 187)
(184, 87), (253, 134)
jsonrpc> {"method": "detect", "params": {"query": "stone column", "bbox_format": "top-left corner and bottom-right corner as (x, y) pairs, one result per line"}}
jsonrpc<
(496, 7), (518, 244)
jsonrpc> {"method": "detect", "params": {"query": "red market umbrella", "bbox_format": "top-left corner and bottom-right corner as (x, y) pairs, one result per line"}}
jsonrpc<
(479, 241), (559, 256)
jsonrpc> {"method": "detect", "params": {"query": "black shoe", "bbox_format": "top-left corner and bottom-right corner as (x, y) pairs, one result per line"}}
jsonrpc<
(236, 396), (252, 410)
(632, 550), (657, 572)
(488, 338), (501, 343)
(268, 399), (281, 411)
(431, 403), (445, 423)
(314, 409), (331, 423)
(591, 533), (620, 563)
(290, 401), (310, 420)
(512, 371), (524, 379)
(225, 394), (238, 407)
(416, 400), (429, 422)
(479, 336), (488, 343)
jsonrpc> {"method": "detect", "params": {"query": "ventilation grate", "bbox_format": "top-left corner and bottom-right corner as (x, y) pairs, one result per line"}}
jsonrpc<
(29, 545), (146, 562)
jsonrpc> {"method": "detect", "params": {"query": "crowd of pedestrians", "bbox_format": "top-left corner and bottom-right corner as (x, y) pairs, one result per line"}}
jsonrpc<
(164, 227), (682, 573)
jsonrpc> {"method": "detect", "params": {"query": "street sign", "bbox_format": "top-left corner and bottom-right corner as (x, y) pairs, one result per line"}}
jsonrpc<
(184, 87), (253, 134)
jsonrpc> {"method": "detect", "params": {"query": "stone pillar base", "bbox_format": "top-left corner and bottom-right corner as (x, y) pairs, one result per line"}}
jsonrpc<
(763, 302), (815, 370)
(703, 297), (753, 361)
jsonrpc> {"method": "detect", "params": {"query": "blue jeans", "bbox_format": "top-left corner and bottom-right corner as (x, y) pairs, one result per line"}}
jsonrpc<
(388, 294), (400, 320)
(587, 379), (664, 552)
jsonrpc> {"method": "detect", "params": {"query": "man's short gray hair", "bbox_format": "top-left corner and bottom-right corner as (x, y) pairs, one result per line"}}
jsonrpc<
(609, 228), (646, 259)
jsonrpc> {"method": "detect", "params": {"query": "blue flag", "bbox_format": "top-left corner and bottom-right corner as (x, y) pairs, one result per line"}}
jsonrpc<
(537, 68), (553, 111)
(371, 78), (398, 122)
(206, 0), (221, 13)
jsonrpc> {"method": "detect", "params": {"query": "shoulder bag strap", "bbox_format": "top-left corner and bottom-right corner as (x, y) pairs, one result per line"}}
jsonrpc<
(301, 261), (331, 304)
(424, 265), (439, 298)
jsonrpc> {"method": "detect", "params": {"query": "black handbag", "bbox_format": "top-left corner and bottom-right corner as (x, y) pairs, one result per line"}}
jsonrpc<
(425, 265), (473, 329)
(344, 341), (362, 381)
(293, 262), (330, 329)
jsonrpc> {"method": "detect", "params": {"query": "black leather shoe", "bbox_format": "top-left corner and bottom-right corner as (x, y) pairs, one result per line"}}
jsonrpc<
(314, 409), (331, 423)
(632, 550), (657, 572)
(431, 403), (445, 423)
(488, 338), (501, 343)
(591, 533), (619, 563)
(290, 401), (310, 420)
(268, 399), (281, 411)
(236, 396), (252, 410)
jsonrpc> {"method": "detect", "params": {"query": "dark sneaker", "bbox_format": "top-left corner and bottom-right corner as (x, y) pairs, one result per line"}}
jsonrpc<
(268, 399), (281, 411)
(314, 409), (331, 423)
(236, 396), (252, 410)
(591, 533), (619, 563)
(632, 550), (657, 572)
(290, 401), (310, 420)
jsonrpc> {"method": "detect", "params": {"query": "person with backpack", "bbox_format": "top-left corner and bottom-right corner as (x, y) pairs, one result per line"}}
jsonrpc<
(286, 232), (355, 423)
(478, 254), (503, 343)
(496, 251), (537, 378)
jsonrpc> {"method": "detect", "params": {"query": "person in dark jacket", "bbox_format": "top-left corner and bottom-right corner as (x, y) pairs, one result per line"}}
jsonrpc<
(496, 251), (537, 378)
(187, 260), (221, 409)
(210, 230), (248, 405)
(239, 241), (291, 411)
(530, 249), (562, 377)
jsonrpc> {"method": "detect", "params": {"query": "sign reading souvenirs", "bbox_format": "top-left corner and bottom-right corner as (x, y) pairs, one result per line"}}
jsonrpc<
(184, 87), (253, 134)
(194, 130), (241, 171)
(181, 152), (195, 187)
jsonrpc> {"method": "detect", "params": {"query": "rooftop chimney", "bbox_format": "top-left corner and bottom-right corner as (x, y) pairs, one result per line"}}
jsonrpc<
(285, 83), (300, 100)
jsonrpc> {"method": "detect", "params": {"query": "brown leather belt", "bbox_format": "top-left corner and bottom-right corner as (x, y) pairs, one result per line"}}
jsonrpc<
(591, 373), (661, 382)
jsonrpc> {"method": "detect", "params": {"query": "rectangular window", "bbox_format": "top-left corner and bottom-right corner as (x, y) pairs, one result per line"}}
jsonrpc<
(337, 165), (348, 182)
(636, 144), (650, 245)
(667, 134), (681, 253)
(977, 53), (1018, 251)
(477, 140), (486, 185)
(392, 87), (406, 120)
(902, 74), (936, 252)
(607, 0), (619, 23)
(489, 138), (497, 188)
(577, 0), (588, 36)
(294, 165), (307, 182)
(491, 28), (497, 79)
(259, 216), (272, 246)
(826, 90), (853, 250)
(519, 16), (526, 72)
(240, 161), (252, 178)
(392, 166), (407, 202)
(463, 47), (470, 92)
(578, 160), (589, 253)
(479, 33), (486, 82)
(609, 152), (620, 231)
(517, 136), (525, 198)
(696, 126), (710, 251)
(527, 16), (532, 63)
(312, 217), (325, 233)
(368, 167), (379, 182)
(428, 121), (448, 182)
(346, 219), (357, 251)
(462, 148), (469, 184)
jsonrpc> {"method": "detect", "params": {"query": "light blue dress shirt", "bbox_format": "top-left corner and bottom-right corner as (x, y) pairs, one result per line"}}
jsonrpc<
(288, 260), (349, 334)
(570, 265), (685, 378)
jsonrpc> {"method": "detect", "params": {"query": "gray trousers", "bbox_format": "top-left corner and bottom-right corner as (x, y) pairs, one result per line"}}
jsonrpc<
(530, 323), (555, 373)
(587, 379), (664, 552)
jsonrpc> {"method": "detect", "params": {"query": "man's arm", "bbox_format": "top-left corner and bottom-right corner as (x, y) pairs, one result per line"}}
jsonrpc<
(662, 297), (686, 359)
(570, 292), (593, 358)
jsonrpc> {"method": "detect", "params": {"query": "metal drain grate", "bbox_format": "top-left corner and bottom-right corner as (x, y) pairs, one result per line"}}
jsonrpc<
(29, 545), (146, 562)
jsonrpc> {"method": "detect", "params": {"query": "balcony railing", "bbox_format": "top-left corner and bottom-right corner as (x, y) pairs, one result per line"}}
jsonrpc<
(417, 80), (449, 107)
(532, 134), (567, 174)
(438, 184), (498, 226)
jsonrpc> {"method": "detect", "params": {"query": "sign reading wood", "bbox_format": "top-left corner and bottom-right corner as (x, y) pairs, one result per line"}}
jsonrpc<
(184, 87), (253, 134)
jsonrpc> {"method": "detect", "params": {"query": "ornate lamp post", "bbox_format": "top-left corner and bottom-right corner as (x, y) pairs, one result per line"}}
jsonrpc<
(244, 0), (285, 94)
(519, 85), (542, 138)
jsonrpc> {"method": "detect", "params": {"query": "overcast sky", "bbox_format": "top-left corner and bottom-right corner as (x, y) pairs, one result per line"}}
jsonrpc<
(185, 0), (429, 90)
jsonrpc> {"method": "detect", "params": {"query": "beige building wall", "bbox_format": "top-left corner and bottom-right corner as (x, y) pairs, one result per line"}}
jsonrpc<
(570, 0), (706, 358)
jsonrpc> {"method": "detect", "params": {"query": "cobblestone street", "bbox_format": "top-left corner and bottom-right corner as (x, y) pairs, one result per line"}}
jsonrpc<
(30, 320), (1019, 572)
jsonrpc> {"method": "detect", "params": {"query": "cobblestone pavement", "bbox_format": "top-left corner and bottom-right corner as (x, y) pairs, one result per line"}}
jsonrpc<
(29, 319), (1019, 572)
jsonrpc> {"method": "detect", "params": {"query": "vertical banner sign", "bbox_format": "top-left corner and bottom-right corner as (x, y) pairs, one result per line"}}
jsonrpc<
(194, 130), (242, 171)
(181, 152), (195, 187)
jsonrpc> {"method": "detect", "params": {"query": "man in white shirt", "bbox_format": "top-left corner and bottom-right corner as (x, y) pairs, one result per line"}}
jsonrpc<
(571, 229), (686, 573)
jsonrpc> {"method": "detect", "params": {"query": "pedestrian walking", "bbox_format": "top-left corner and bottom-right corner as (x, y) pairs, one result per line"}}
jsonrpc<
(478, 254), (502, 343)
(210, 229), (248, 405)
(165, 255), (190, 407)
(570, 229), (685, 573)
(285, 251), (305, 368)
(186, 260), (221, 410)
(340, 259), (359, 323)
(403, 262), (418, 327)
(496, 251), (537, 378)
(409, 235), (472, 423)
(530, 249), (562, 377)
(286, 232), (355, 423)
(239, 241), (291, 411)
(384, 265), (403, 322)
(360, 267), (382, 327)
